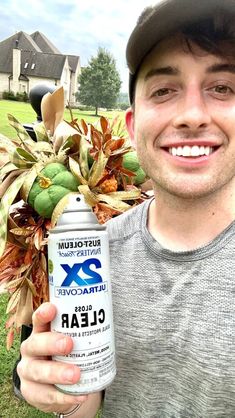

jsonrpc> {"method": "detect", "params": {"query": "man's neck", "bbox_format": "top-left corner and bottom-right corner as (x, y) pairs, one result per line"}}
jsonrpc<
(148, 184), (235, 252)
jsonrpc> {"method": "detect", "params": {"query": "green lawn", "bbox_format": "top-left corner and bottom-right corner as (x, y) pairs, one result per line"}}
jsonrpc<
(0, 99), (125, 138)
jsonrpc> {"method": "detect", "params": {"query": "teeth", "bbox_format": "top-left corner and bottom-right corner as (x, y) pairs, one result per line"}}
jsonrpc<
(182, 146), (191, 157)
(169, 145), (213, 157)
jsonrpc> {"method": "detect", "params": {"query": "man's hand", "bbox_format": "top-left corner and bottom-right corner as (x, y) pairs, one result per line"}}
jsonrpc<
(17, 302), (101, 416)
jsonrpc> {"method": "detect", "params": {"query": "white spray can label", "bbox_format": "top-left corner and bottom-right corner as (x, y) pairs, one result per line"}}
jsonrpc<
(48, 194), (116, 394)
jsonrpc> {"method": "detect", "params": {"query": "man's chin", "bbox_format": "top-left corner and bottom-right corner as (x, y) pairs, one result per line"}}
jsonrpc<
(154, 181), (219, 201)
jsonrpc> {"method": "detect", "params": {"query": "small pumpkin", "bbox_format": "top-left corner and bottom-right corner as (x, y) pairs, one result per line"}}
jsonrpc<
(28, 162), (79, 218)
(122, 151), (140, 172)
(122, 151), (147, 185)
(133, 167), (146, 185)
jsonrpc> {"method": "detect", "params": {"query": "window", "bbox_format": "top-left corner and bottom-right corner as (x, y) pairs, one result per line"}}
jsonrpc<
(24, 63), (28, 69)
(19, 84), (26, 92)
(31, 63), (35, 69)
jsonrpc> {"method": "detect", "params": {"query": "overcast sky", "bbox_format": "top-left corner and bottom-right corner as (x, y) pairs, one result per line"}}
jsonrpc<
(0, 0), (154, 93)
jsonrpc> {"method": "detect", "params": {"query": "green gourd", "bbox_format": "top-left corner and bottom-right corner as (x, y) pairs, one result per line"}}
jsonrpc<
(122, 151), (147, 185)
(28, 162), (79, 218)
(133, 167), (146, 185)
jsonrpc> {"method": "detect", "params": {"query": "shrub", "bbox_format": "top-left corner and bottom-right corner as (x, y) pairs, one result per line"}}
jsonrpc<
(119, 102), (129, 111)
(2, 90), (17, 100)
(2, 91), (29, 102)
(16, 92), (29, 102)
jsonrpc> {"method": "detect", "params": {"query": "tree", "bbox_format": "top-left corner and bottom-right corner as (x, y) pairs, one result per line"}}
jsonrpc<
(117, 92), (129, 110)
(77, 47), (121, 115)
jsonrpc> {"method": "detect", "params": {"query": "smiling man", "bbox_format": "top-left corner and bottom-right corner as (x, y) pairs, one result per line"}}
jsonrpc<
(17, 1), (235, 417)
(128, 38), (235, 199)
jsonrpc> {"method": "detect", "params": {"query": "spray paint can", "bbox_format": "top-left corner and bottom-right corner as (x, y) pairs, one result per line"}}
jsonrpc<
(47, 194), (116, 394)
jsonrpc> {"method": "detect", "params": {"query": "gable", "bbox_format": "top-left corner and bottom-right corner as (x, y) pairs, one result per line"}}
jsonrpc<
(30, 31), (61, 54)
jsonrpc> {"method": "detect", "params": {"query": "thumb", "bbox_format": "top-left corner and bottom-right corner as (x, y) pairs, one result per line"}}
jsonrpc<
(32, 302), (57, 334)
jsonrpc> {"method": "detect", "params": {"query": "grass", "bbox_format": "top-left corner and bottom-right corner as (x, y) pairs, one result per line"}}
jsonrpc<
(0, 100), (125, 138)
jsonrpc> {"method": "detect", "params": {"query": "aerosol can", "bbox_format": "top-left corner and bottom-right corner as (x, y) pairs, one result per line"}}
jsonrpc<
(48, 194), (116, 394)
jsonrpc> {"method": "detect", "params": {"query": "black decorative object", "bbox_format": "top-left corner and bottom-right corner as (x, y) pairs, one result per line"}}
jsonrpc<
(23, 83), (57, 141)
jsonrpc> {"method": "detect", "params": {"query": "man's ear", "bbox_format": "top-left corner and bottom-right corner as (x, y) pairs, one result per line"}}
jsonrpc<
(125, 107), (136, 148)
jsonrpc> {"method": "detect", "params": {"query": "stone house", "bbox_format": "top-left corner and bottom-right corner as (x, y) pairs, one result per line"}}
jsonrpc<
(0, 31), (81, 103)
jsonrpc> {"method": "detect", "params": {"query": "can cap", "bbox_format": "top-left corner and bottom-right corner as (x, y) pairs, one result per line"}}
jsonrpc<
(63, 194), (92, 213)
(55, 193), (104, 230)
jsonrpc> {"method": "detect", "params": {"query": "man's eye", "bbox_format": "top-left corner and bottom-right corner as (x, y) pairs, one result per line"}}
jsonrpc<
(154, 88), (171, 96)
(213, 85), (232, 94)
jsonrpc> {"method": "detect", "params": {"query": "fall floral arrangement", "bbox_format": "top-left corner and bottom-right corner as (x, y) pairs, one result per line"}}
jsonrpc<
(0, 86), (150, 349)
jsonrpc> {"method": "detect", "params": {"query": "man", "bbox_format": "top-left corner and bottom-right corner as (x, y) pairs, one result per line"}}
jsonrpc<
(17, 0), (235, 417)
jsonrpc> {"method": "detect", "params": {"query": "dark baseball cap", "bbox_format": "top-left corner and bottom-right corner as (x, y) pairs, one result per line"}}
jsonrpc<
(126, 0), (235, 103)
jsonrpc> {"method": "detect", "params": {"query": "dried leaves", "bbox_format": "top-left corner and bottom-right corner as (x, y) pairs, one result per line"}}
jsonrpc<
(0, 204), (50, 348)
(0, 86), (149, 349)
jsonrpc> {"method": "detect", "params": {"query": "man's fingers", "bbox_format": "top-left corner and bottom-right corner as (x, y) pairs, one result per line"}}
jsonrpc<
(18, 358), (80, 385)
(20, 380), (87, 414)
(20, 331), (73, 357)
(21, 302), (73, 358)
(32, 302), (57, 334)
(18, 301), (90, 416)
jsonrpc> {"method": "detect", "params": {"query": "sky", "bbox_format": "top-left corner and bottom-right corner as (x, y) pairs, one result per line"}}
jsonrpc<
(0, 0), (155, 93)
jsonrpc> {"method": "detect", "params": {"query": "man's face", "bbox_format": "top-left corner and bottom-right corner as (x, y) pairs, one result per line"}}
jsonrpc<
(126, 36), (235, 200)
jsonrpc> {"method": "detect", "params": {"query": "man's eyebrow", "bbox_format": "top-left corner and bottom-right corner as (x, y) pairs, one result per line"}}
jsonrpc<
(144, 66), (179, 80)
(207, 63), (235, 74)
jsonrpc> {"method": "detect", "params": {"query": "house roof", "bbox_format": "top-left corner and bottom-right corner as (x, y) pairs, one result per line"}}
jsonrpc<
(67, 55), (80, 73)
(21, 50), (66, 79)
(30, 31), (61, 54)
(0, 31), (79, 78)
(0, 31), (40, 74)
(0, 31), (41, 54)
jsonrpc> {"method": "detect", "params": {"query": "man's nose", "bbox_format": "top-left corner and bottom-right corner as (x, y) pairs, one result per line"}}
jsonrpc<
(172, 88), (211, 130)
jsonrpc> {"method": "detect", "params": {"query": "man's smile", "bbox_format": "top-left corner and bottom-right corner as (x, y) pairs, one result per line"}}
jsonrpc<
(168, 145), (217, 157)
